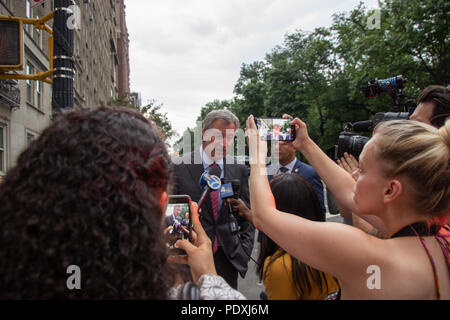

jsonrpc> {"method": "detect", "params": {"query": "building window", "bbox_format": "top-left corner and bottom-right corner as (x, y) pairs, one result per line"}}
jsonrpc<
(26, 132), (36, 147)
(110, 52), (117, 86)
(25, 0), (32, 34)
(0, 123), (6, 175)
(35, 16), (42, 49)
(26, 63), (35, 104)
(36, 80), (42, 110)
(26, 62), (42, 109)
(26, 1), (31, 18)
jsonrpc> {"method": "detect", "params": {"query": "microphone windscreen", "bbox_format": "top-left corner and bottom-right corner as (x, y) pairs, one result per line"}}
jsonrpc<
(209, 165), (222, 178)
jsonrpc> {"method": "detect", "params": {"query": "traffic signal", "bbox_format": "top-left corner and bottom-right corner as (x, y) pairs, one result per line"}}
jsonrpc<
(0, 18), (24, 70)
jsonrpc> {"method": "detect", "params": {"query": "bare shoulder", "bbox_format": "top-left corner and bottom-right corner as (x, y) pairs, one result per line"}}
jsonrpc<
(343, 236), (448, 299)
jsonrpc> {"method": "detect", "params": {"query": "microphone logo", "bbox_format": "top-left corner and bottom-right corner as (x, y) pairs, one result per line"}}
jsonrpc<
(206, 175), (221, 191)
(197, 170), (222, 208)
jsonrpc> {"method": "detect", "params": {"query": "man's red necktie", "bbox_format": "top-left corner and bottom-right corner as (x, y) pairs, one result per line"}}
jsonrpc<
(209, 162), (219, 253)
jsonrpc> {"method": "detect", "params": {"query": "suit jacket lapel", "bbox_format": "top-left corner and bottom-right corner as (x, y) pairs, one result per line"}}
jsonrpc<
(186, 163), (204, 194)
(292, 159), (302, 174)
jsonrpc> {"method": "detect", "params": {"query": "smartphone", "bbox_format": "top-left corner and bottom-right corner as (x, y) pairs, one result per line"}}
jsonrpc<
(254, 118), (296, 141)
(165, 195), (192, 255)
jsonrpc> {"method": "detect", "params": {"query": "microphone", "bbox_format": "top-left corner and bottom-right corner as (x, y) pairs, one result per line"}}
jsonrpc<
(220, 179), (241, 234)
(198, 166), (222, 209)
(219, 178), (257, 264)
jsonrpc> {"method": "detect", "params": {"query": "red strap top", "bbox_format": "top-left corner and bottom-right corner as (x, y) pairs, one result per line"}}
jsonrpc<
(410, 224), (450, 300)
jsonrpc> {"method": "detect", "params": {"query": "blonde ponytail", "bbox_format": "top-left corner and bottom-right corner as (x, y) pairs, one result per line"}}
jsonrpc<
(438, 120), (450, 149)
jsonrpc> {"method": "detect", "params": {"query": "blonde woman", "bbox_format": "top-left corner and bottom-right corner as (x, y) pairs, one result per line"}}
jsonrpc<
(246, 115), (449, 299)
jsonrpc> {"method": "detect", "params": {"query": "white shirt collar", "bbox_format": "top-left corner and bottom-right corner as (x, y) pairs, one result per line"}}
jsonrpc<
(200, 145), (224, 169)
(277, 157), (297, 173)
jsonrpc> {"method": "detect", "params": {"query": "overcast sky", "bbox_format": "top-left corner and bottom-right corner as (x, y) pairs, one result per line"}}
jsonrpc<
(125, 0), (379, 139)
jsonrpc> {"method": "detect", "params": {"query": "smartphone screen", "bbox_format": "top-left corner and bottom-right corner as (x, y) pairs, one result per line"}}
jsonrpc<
(255, 118), (295, 141)
(165, 195), (191, 255)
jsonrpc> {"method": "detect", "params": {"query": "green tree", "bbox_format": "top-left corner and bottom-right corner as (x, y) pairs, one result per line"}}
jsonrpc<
(174, 99), (236, 155)
(144, 101), (177, 143)
(196, 99), (234, 122)
(108, 95), (177, 144)
(232, 28), (338, 146)
(229, 0), (449, 152)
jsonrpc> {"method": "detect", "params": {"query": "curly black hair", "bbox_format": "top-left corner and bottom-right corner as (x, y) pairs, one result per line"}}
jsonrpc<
(0, 106), (175, 299)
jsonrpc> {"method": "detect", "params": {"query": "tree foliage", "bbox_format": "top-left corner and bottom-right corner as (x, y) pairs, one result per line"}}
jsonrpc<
(196, 0), (449, 152)
(108, 95), (177, 145)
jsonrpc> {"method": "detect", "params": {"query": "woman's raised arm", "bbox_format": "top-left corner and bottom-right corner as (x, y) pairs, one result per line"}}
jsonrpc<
(246, 115), (389, 285)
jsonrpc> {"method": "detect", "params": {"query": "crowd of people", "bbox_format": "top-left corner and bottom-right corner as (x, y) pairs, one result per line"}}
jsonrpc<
(0, 85), (448, 300)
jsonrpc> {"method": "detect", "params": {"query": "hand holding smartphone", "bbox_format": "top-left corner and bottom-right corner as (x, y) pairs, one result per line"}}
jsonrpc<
(166, 201), (218, 282)
(165, 195), (192, 255)
(254, 118), (296, 141)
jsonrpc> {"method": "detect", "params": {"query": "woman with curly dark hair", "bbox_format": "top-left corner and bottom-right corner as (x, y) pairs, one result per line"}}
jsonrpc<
(0, 106), (180, 299)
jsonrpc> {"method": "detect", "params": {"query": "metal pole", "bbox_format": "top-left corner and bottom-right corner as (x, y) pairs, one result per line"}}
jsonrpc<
(51, 0), (74, 113)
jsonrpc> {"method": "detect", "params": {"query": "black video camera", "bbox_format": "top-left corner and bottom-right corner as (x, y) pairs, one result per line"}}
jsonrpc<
(328, 76), (417, 161)
(327, 128), (370, 161)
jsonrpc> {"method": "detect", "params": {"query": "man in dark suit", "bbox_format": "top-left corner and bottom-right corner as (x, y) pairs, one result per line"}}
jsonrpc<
(267, 141), (325, 212)
(172, 110), (255, 289)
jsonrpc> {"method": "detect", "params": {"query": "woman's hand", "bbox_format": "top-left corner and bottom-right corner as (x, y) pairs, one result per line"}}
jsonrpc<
(164, 225), (173, 235)
(337, 153), (359, 179)
(167, 202), (217, 283)
(245, 115), (277, 230)
(245, 115), (268, 168)
(280, 114), (312, 152)
(228, 198), (253, 225)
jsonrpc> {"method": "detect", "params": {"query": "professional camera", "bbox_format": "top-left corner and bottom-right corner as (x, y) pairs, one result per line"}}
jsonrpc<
(363, 75), (416, 114)
(326, 130), (366, 161)
(350, 109), (413, 132)
(328, 75), (417, 161)
(363, 75), (406, 104)
(327, 124), (369, 161)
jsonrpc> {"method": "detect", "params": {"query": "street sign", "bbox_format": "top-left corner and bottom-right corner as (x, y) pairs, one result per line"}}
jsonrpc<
(30, 0), (48, 9)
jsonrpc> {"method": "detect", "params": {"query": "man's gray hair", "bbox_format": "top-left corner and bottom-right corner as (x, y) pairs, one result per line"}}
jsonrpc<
(203, 109), (240, 130)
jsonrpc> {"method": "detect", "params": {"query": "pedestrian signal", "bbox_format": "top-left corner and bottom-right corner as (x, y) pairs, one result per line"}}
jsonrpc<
(0, 19), (24, 70)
